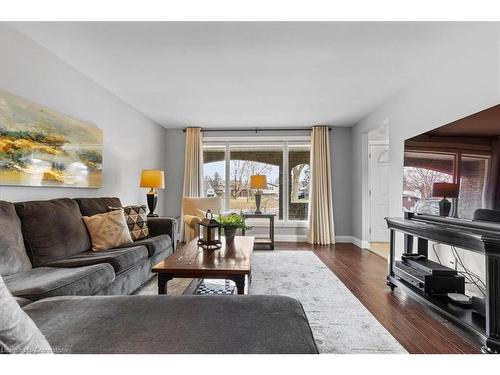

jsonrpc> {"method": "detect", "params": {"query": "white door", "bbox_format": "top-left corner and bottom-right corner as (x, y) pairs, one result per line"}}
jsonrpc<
(369, 144), (390, 242)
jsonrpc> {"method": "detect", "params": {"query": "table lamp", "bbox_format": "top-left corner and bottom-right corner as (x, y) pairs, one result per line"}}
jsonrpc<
(432, 182), (459, 217)
(250, 175), (267, 214)
(140, 170), (165, 217)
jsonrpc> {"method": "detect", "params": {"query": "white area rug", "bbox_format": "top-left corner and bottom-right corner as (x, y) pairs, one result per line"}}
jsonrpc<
(250, 251), (407, 354)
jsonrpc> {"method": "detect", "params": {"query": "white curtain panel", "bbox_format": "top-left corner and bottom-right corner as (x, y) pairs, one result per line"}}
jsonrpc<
(307, 126), (336, 244)
(181, 127), (203, 242)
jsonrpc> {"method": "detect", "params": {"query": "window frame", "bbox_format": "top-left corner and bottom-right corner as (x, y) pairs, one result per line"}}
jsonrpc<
(457, 153), (491, 217)
(202, 135), (311, 226)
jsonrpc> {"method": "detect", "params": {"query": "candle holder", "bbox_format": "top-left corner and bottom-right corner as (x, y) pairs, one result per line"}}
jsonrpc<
(197, 209), (222, 250)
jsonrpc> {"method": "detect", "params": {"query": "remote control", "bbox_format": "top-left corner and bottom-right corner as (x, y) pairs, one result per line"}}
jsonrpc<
(401, 253), (426, 261)
(447, 293), (472, 305)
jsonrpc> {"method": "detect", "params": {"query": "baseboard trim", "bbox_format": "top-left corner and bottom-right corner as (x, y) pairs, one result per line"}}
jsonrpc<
(349, 237), (369, 249)
(335, 236), (354, 243)
(273, 234), (368, 249)
(335, 236), (369, 249)
(274, 234), (308, 242)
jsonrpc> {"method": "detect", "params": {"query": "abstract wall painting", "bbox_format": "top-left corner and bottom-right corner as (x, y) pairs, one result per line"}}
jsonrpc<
(0, 90), (103, 188)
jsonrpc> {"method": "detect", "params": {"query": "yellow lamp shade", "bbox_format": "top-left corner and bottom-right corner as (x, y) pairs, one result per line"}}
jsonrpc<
(250, 175), (267, 189)
(140, 170), (165, 189)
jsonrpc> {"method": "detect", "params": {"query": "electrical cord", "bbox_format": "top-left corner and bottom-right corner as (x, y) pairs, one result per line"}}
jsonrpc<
(451, 246), (484, 284)
(451, 246), (486, 296)
(453, 250), (487, 291)
(432, 243), (442, 264)
(456, 270), (486, 296)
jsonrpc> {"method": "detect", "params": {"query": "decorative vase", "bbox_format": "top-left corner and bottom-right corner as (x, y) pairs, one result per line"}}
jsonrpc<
(224, 228), (236, 242)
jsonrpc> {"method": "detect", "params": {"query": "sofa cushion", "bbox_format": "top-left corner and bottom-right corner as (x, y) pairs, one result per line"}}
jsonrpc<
(44, 246), (148, 275)
(0, 201), (32, 276)
(120, 234), (172, 257)
(4, 264), (115, 301)
(15, 198), (91, 266)
(24, 295), (318, 354)
(15, 296), (33, 308)
(74, 197), (122, 217)
(0, 276), (52, 354)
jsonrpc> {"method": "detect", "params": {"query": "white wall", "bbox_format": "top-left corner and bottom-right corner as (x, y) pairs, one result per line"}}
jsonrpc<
(0, 25), (167, 211)
(163, 127), (353, 240)
(331, 127), (353, 238)
(351, 26), (499, 293)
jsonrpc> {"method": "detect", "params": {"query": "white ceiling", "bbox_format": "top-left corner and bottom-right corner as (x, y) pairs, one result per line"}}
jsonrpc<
(8, 22), (498, 129)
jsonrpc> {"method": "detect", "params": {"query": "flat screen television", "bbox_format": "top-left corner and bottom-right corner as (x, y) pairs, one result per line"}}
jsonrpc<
(403, 104), (500, 219)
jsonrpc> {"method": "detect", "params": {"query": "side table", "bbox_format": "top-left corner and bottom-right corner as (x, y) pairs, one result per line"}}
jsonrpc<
(241, 212), (275, 250)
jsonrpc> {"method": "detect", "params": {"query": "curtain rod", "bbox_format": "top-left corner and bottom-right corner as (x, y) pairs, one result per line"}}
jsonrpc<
(182, 127), (331, 133)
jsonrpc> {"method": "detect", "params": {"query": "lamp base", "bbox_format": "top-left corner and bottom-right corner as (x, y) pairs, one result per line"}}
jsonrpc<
(146, 192), (158, 217)
(254, 192), (262, 214)
(439, 198), (451, 217)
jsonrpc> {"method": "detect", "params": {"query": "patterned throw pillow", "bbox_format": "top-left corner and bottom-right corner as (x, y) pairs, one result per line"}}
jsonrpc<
(82, 209), (133, 251)
(108, 205), (149, 241)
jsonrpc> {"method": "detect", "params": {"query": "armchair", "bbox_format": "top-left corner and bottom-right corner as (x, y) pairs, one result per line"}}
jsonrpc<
(182, 197), (222, 242)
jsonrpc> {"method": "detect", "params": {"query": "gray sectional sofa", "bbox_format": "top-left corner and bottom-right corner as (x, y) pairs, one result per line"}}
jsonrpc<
(0, 197), (175, 301)
(23, 294), (318, 354)
(0, 196), (318, 354)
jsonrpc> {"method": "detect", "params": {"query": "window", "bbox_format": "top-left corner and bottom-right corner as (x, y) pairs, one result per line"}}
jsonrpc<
(458, 155), (489, 219)
(403, 151), (455, 214)
(202, 138), (310, 222)
(229, 144), (283, 218)
(288, 143), (310, 220)
(403, 150), (491, 218)
(203, 145), (225, 199)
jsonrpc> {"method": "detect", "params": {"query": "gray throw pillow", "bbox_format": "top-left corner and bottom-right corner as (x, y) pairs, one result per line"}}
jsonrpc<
(0, 276), (52, 354)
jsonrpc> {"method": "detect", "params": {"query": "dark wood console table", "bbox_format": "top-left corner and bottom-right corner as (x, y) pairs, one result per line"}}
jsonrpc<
(385, 214), (500, 353)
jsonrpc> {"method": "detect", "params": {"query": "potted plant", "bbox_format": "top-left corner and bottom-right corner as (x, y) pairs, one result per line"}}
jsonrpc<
(217, 213), (252, 242)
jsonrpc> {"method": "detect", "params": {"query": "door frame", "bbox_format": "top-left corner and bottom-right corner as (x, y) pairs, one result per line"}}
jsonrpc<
(368, 140), (390, 243)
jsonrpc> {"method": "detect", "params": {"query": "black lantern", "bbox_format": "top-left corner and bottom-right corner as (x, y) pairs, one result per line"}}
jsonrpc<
(197, 209), (222, 250)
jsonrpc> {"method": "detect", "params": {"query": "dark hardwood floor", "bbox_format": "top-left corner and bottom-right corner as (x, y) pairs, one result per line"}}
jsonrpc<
(273, 242), (481, 354)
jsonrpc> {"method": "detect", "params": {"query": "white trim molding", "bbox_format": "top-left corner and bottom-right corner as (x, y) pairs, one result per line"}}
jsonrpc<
(274, 234), (308, 242)
(335, 236), (370, 249)
(273, 234), (369, 249)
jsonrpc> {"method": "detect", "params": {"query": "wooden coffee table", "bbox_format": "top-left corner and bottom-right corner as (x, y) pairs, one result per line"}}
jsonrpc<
(152, 236), (254, 295)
